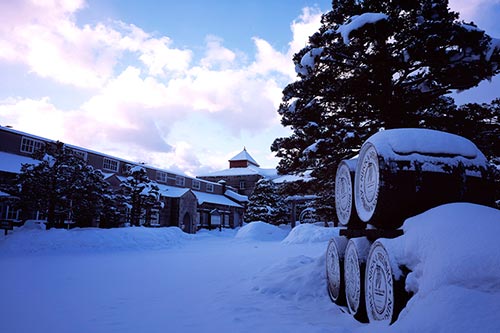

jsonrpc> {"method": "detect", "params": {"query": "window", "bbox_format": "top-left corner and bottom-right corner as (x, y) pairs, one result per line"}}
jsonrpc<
(121, 164), (132, 174)
(192, 180), (201, 190)
(239, 180), (246, 190)
(157, 171), (167, 183)
(103, 157), (119, 172)
(2, 205), (20, 221)
(71, 149), (87, 161)
(20, 137), (44, 154)
(206, 183), (214, 192)
(175, 176), (185, 187)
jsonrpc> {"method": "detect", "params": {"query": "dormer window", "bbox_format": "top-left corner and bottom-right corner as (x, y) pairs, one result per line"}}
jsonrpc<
(103, 158), (119, 172)
(157, 171), (167, 183)
(20, 137), (44, 154)
(175, 175), (185, 187)
(71, 149), (87, 161)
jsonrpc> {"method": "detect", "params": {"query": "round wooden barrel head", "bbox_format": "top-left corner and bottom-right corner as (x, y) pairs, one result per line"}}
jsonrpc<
(336, 162), (354, 226)
(355, 143), (380, 223)
(365, 241), (394, 323)
(345, 240), (362, 314)
(326, 237), (347, 304)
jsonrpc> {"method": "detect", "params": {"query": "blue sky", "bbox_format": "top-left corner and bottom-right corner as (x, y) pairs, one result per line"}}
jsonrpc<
(0, 0), (499, 177)
(79, 1), (332, 53)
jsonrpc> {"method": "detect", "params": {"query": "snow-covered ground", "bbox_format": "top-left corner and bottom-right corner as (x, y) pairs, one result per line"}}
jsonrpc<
(1, 203), (499, 333)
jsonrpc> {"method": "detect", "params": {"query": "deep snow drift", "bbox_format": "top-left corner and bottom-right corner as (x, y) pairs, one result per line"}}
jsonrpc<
(0, 203), (499, 333)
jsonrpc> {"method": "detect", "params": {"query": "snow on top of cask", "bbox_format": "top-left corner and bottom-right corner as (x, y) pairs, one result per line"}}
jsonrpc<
(366, 128), (480, 158)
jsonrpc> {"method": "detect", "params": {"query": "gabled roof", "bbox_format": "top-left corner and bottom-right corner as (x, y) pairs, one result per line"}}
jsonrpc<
(229, 148), (260, 167)
(156, 184), (191, 198)
(198, 165), (278, 179)
(193, 191), (243, 208)
(0, 151), (40, 174)
(225, 189), (249, 203)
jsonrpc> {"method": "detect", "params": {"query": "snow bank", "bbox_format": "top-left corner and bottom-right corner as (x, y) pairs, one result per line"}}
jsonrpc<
(0, 226), (192, 255)
(251, 254), (327, 300)
(235, 221), (289, 241)
(282, 224), (339, 244)
(398, 203), (500, 295)
(371, 203), (500, 331)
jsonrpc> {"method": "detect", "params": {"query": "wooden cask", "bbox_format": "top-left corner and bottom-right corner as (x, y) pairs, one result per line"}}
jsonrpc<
(335, 158), (363, 227)
(365, 240), (410, 324)
(354, 129), (492, 229)
(344, 237), (371, 322)
(325, 236), (348, 305)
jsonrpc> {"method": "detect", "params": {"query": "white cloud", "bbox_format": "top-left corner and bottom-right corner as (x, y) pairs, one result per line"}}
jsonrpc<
(0, 0), (118, 88)
(0, 3), (324, 174)
(200, 35), (237, 69)
(250, 37), (295, 78)
(0, 97), (67, 140)
(0, 0), (193, 88)
(139, 36), (193, 76)
(288, 7), (324, 56)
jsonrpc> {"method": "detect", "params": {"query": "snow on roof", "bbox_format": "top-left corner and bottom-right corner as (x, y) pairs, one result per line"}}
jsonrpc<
(155, 184), (190, 198)
(101, 172), (116, 180)
(337, 12), (388, 44)
(200, 165), (278, 179)
(229, 148), (260, 167)
(193, 191), (243, 208)
(225, 189), (249, 203)
(0, 151), (40, 174)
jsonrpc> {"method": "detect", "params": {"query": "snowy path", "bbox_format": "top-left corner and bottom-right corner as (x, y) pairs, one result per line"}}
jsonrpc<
(2, 207), (500, 333)
(0, 230), (360, 333)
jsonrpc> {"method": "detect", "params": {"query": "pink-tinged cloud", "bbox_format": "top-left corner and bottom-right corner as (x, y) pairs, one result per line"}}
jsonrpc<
(0, 3), (322, 174)
(0, 0), (192, 88)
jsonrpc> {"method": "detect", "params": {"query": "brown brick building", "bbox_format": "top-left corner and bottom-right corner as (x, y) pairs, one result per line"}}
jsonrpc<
(197, 148), (278, 197)
(0, 126), (245, 232)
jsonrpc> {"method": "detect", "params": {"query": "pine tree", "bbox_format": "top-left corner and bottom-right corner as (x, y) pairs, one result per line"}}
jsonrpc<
(272, 0), (500, 221)
(245, 179), (288, 225)
(120, 166), (160, 227)
(16, 141), (109, 227)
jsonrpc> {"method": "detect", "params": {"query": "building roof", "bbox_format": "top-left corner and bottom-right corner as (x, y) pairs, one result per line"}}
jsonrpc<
(229, 148), (260, 167)
(0, 151), (40, 174)
(198, 164), (278, 179)
(225, 189), (249, 203)
(0, 125), (195, 180)
(156, 184), (191, 198)
(193, 191), (243, 208)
